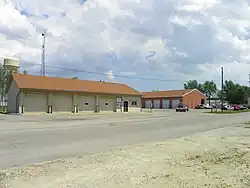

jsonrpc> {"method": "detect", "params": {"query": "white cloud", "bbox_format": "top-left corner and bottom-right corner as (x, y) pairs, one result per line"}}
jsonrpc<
(1, 0), (250, 90)
(106, 70), (115, 81)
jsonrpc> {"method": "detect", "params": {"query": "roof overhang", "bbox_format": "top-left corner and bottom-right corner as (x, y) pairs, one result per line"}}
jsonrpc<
(19, 88), (142, 96)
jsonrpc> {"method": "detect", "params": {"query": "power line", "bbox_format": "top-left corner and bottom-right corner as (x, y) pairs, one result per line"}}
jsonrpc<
(20, 61), (216, 83)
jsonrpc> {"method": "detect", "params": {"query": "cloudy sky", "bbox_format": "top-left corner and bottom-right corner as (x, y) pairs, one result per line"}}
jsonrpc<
(0, 0), (250, 91)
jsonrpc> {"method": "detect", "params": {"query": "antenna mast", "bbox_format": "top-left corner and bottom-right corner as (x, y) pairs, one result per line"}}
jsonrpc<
(41, 30), (46, 76)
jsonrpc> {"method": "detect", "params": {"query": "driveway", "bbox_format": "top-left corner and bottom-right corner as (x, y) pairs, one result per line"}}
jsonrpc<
(0, 111), (250, 168)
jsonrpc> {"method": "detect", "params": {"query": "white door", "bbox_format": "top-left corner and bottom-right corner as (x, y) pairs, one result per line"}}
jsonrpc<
(162, 99), (169, 109)
(24, 93), (47, 112)
(145, 100), (152, 108)
(172, 99), (180, 109)
(52, 93), (72, 112)
(99, 97), (115, 111)
(153, 100), (160, 109)
(78, 95), (95, 112)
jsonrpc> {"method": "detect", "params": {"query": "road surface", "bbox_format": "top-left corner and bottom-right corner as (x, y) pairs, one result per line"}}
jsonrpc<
(0, 111), (250, 168)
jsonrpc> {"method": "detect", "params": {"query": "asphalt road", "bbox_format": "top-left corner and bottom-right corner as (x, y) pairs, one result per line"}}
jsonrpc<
(1, 111), (250, 168)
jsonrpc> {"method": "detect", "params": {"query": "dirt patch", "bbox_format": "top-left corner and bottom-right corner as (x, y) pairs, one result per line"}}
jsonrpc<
(1, 125), (250, 188)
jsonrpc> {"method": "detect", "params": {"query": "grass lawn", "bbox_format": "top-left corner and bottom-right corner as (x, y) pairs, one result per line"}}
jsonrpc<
(205, 109), (250, 114)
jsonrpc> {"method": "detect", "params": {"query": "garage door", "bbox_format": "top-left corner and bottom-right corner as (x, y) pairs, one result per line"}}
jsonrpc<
(172, 99), (180, 109)
(162, 99), (169, 109)
(78, 95), (95, 112)
(52, 93), (72, 112)
(24, 93), (47, 112)
(153, 100), (160, 108)
(99, 97), (115, 111)
(145, 100), (152, 108)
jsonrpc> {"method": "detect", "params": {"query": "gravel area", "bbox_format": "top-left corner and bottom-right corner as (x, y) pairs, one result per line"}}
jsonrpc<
(1, 124), (250, 188)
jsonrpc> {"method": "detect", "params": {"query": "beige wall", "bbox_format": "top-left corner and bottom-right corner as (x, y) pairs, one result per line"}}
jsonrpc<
(52, 93), (73, 112)
(7, 80), (20, 113)
(122, 95), (141, 112)
(23, 92), (48, 113)
(99, 96), (116, 112)
(77, 94), (95, 111)
(9, 87), (142, 114)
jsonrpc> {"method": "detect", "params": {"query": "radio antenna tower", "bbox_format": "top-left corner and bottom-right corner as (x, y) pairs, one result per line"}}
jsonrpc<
(41, 30), (46, 76)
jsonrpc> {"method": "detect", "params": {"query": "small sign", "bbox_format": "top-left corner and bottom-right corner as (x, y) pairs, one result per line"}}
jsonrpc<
(116, 97), (122, 102)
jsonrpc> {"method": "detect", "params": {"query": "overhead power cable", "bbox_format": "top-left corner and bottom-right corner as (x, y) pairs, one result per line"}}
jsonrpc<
(20, 61), (216, 83)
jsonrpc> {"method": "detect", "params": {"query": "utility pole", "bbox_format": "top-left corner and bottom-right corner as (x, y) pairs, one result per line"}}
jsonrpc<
(221, 67), (224, 112)
(248, 73), (250, 87)
(248, 73), (250, 106)
(41, 30), (46, 76)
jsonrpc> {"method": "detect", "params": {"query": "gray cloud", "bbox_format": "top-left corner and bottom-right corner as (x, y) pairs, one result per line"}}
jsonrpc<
(1, 0), (250, 90)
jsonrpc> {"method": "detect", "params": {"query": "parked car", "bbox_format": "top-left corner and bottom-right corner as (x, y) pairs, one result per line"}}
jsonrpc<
(222, 105), (234, 110)
(195, 104), (205, 109)
(176, 103), (189, 112)
(204, 104), (213, 109)
(240, 105), (248, 110)
(195, 104), (213, 109)
(230, 104), (248, 110)
(231, 104), (240, 110)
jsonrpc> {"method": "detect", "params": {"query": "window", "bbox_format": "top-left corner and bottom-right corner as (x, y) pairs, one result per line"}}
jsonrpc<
(85, 102), (88, 105)
(105, 102), (108, 106)
(132, 101), (137, 106)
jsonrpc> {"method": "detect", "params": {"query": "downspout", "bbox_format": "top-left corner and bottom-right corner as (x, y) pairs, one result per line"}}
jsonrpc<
(16, 90), (21, 114)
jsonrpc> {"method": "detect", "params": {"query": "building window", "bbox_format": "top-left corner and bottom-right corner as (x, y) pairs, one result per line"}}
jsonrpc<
(85, 102), (88, 105)
(105, 102), (108, 106)
(132, 101), (137, 106)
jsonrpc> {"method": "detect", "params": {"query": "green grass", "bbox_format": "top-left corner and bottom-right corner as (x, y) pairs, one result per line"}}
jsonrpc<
(205, 109), (250, 114)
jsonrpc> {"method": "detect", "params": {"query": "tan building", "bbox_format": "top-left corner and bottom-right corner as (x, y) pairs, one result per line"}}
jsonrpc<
(7, 74), (142, 114)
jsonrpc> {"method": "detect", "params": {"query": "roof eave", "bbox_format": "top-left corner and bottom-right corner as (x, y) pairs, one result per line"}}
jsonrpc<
(19, 88), (141, 96)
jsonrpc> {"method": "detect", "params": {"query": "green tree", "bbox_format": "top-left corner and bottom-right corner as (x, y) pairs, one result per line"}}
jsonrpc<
(223, 80), (249, 104)
(202, 81), (217, 105)
(23, 70), (28, 74)
(72, 77), (78, 79)
(152, 89), (159, 92)
(184, 80), (203, 92)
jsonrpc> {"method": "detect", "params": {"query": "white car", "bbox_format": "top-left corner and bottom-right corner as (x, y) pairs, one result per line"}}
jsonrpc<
(204, 104), (213, 109)
(223, 105), (234, 110)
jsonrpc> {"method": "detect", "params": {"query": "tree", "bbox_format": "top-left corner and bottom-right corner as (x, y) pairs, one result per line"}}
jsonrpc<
(23, 70), (28, 74)
(202, 81), (217, 105)
(152, 89), (159, 92)
(72, 77), (78, 79)
(184, 80), (203, 92)
(222, 80), (249, 104)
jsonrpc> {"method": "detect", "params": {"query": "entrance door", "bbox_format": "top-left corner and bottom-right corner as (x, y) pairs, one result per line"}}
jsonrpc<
(123, 101), (128, 112)
(201, 99), (205, 104)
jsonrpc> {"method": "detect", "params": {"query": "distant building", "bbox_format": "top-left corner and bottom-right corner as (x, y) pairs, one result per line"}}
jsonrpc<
(142, 89), (207, 109)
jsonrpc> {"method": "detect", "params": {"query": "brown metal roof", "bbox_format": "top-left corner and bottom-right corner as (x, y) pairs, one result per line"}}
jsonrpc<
(142, 89), (193, 98)
(12, 74), (141, 96)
